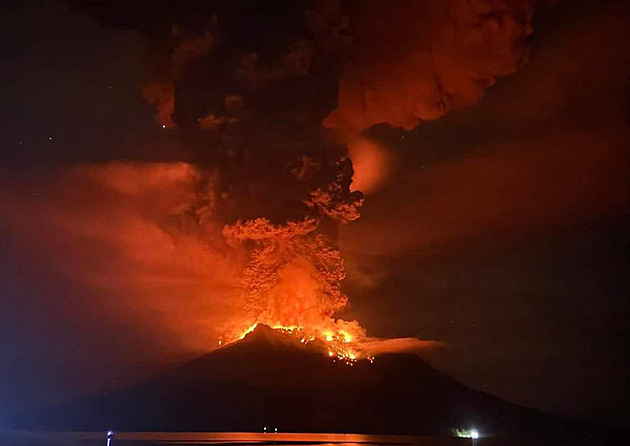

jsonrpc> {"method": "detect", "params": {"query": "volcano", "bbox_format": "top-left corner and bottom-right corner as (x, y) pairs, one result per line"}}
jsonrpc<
(13, 325), (597, 440)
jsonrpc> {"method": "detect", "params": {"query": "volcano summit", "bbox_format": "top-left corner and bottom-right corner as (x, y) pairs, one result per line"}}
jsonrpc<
(14, 324), (597, 442)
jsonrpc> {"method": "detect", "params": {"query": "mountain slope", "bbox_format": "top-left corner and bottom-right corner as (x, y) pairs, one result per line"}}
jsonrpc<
(13, 325), (595, 439)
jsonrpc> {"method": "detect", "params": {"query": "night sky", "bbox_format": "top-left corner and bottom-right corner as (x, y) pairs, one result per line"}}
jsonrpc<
(1, 0), (628, 428)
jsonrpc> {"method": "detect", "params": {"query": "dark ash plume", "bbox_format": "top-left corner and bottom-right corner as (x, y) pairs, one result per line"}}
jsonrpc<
(62, 0), (538, 346)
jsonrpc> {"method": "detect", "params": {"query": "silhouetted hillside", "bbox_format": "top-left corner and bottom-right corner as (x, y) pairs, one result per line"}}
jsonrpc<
(12, 325), (613, 442)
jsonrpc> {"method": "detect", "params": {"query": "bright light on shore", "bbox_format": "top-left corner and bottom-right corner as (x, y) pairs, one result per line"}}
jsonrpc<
(452, 427), (481, 439)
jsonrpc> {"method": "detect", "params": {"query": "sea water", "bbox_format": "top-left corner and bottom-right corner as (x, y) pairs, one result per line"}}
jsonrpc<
(0, 431), (469, 446)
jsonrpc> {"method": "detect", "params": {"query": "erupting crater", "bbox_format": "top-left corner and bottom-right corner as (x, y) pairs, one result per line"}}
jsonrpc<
(221, 323), (370, 366)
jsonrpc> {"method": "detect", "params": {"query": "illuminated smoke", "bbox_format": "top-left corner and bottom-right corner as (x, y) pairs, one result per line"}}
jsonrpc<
(42, 0), (539, 358)
(325, 0), (534, 133)
(359, 337), (444, 357)
(0, 162), (243, 353)
(347, 137), (391, 194)
(129, 0), (367, 348)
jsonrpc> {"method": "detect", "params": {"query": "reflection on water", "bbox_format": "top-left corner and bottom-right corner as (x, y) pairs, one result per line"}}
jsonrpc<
(0, 432), (463, 446)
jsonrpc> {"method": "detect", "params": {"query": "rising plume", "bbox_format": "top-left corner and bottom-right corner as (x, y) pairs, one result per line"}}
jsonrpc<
(17, 0), (541, 357)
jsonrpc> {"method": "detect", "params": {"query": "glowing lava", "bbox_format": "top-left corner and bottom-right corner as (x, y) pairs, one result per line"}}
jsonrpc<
(220, 322), (366, 365)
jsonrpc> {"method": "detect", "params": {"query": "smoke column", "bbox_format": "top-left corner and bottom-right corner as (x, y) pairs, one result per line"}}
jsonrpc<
(38, 0), (538, 351)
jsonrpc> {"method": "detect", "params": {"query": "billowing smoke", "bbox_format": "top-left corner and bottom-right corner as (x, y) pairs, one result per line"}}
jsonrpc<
(126, 0), (535, 345)
(325, 0), (535, 133)
(77, 0), (369, 344)
(7, 0), (538, 356)
(0, 162), (244, 353)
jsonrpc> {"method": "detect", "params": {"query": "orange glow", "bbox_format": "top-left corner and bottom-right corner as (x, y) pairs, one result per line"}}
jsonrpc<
(348, 137), (390, 194)
(220, 322), (365, 365)
(0, 162), (441, 365)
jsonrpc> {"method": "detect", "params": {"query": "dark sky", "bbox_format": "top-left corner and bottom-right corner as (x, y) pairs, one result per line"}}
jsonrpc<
(0, 0), (176, 163)
(1, 0), (628, 428)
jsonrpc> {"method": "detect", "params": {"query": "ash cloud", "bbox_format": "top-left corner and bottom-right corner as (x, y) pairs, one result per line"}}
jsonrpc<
(340, 0), (630, 257)
(0, 163), (244, 352)
(2, 0), (546, 380)
(325, 0), (535, 133)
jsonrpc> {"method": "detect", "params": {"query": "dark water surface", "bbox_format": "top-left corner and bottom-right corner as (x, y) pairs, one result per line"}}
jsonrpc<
(0, 432), (470, 446)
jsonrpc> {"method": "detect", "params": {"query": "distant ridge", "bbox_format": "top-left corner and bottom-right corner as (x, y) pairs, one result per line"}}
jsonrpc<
(12, 325), (615, 443)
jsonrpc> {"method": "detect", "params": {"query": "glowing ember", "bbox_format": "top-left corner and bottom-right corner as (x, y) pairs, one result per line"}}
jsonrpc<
(218, 199), (366, 365)
(218, 322), (365, 365)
